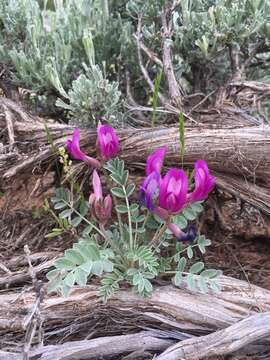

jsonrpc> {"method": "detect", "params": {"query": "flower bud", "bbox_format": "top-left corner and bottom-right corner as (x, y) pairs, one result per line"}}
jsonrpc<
(97, 123), (120, 161)
(89, 170), (112, 225)
(66, 128), (101, 168)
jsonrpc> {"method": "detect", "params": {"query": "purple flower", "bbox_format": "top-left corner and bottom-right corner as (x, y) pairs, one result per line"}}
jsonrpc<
(97, 123), (120, 161)
(146, 147), (167, 176)
(159, 169), (188, 214)
(190, 160), (216, 202)
(89, 170), (112, 225)
(140, 171), (160, 211)
(66, 128), (101, 168)
(168, 223), (197, 242)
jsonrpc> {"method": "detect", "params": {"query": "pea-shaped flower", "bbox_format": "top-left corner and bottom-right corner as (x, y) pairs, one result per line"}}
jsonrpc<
(146, 147), (167, 176)
(89, 170), (112, 225)
(140, 171), (161, 211)
(159, 169), (188, 214)
(190, 160), (216, 202)
(97, 123), (120, 161)
(66, 128), (101, 168)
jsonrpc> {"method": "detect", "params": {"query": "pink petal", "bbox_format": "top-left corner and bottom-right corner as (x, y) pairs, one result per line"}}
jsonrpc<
(97, 124), (120, 161)
(159, 169), (188, 213)
(191, 160), (215, 202)
(146, 147), (167, 176)
(92, 170), (103, 199)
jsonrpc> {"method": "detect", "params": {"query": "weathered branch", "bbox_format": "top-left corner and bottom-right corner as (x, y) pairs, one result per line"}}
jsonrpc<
(156, 312), (270, 360)
(1, 277), (270, 336)
(1, 98), (270, 215)
(133, 34), (163, 68)
(30, 332), (174, 360)
(161, 3), (184, 109)
(135, 14), (167, 106)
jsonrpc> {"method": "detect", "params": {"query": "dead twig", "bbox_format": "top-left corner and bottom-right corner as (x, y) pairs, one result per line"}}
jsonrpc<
(22, 245), (45, 360)
(156, 312), (270, 360)
(3, 104), (16, 150)
(135, 13), (168, 106)
(161, 1), (184, 109)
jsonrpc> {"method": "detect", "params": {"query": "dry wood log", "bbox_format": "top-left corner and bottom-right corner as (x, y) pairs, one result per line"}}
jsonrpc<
(1, 97), (270, 215)
(1, 276), (270, 341)
(0, 332), (174, 360)
(0, 259), (55, 290)
(156, 312), (270, 360)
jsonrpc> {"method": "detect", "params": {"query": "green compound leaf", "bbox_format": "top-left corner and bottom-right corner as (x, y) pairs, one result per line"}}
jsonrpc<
(130, 203), (139, 213)
(64, 272), (75, 287)
(126, 183), (136, 197)
(182, 207), (197, 221)
(187, 246), (193, 259)
(111, 187), (126, 198)
(198, 276), (208, 294)
(65, 249), (85, 265)
(177, 257), (186, 272)
(210, 281), (221, 293)
(70, 216), (83, 227)
(74, 268), (88, 286)
(201, 269), (222, 278)
(115, 205), (128, 213)
(174, 271), (183, 286)
(59, 209), (73, 219)
(189, 261), (204, 274)
(186, 273), (196, 291)
(54, 202), (67, 210)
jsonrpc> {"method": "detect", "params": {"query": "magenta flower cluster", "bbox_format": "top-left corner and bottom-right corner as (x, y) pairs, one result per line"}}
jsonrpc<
(66, 125), (215, 241)
(66, 123), (120, 167)
(66, 123), (120, 225)
(140, 147), (215, 241)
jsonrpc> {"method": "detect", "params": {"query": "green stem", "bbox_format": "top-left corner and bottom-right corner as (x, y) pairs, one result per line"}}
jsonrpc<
(61, 199), (107, 239)
(123, 186), (133, 250)
(61, 199), (125, 258)
(113, 196), (125, 242)
(176, 242), (199, 257)
(162, 271), (191, 275)
(99, 224), (123, 256)
(150, 219), (170, 249)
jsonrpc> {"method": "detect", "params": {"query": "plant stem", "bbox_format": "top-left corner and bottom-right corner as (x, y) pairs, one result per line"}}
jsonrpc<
(113, 196), (125, 243)
(61, 199), (125, 259)
(176, 242), (199, 256)
(150, 220), (169, 248)
(99, 224), (122, 256)
(122, 186), (133, 250)
(61, 199), (106, 239)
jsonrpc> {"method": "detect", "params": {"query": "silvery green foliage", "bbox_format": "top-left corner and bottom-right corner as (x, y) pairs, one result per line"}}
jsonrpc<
(47, 159), (222, 301)
(56, 64), (122, 127)
(126, 0), (270, 92)
(0, 0), (123, 126)
(1, 0), (268, 123)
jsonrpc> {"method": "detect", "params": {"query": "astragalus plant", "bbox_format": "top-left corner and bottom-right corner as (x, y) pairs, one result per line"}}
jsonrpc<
(47, 125), (221, 300)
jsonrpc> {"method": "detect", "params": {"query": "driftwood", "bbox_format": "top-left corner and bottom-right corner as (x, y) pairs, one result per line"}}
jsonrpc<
(1, 276), (270, 358)
(157, 312), (270, 360)
(1, 97), (270, 215)
(0, 332), (174, 360)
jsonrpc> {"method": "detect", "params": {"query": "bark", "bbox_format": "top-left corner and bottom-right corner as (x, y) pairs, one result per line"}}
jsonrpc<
(1, 97), (270, 215)
(0, 332), (174, 360)
(1, 276), (270, 358)
(1, 276), (270, 336)
(156, 312), (270, 360)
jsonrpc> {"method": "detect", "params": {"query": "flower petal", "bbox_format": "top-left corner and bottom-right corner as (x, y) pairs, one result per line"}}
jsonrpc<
(146, 147), (167, 176)
(66, 128), (101, 167)
(191, 160), (216, 202)
(92, 170), (103, 199)
(140, 171), (160, 211)
(159, 168), (188, 214)
(97, 123), (120, 161)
